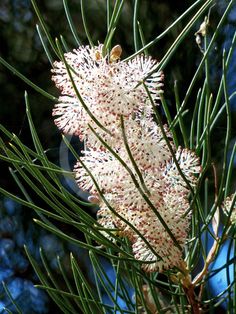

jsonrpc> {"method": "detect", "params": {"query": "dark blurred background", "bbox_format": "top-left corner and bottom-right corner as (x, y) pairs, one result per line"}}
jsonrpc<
(0, 0), (235, 313)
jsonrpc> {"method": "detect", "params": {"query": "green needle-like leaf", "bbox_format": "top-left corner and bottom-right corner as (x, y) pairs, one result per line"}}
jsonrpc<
(63, 0), (81, 47)
(0, 57), (57, 101)
(2, 282), (23, 314)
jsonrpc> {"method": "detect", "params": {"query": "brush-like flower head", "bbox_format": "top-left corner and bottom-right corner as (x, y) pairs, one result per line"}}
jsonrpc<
(51, 44), (163, 143)
(52, 43), (201, 272)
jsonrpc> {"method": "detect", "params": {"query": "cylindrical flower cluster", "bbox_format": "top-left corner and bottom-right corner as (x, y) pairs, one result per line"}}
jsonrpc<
(52, 44), (201, 272)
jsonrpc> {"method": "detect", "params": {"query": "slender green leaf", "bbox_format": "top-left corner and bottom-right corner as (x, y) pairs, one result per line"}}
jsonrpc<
(133, 0), (140, 52)
(2, 282), (23, 314)
(80, 0), (94, 47)
(0, 58), (57, 101)
(63, 0), (81, 46)
(36, 24), (54, 66)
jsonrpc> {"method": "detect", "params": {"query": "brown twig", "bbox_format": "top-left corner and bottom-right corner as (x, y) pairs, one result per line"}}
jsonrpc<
(177, 261), (201, 314)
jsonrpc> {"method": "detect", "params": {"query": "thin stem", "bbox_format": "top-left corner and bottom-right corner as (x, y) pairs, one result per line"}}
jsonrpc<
(120, 115), (150, 195)
(190, 88), (202, 149)
(137, 21), (148, 55)
(106, 0), (111, 32)
(174, 81), (188, 147)
(36, 24), (54, 66)
(104, 0), (125, 50)
(133, 0), (140, 51)
(81, 0), (94, 47)
(31, 0), (59, 57)
(218, 51), (232, 198)
(63, 0), (81, 46)
(0, 57), (57, 101)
